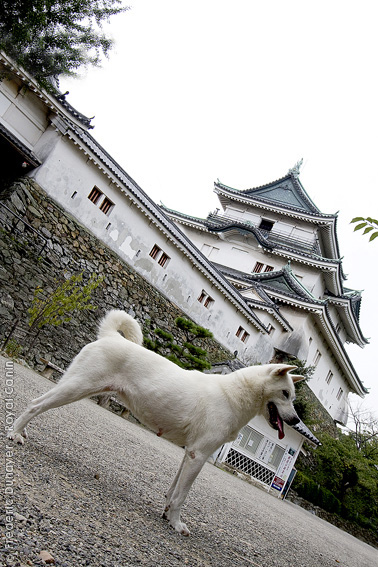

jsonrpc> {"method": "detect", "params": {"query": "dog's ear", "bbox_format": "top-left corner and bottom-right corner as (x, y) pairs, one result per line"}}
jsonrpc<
(290, 374), (305, 384)
(270, 364), (298, 378)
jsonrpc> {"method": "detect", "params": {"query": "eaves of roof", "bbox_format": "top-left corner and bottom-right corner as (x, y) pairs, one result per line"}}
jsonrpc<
(212, 264), (294, 332)
(293, 420), (321, 446)
(54, 92), (94, 129)
(326, 293), (368, 347)
(315, 306), (368, 396)
(217, 263), (325, 304)
(159, 205), (209, 232)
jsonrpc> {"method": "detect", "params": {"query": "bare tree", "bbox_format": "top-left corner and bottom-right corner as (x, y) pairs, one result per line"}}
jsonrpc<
(347, 402), (378, 460)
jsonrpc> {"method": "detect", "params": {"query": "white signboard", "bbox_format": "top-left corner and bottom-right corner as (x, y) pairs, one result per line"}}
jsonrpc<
(256, 438), (275, 464)
(276, 448), (296, 481)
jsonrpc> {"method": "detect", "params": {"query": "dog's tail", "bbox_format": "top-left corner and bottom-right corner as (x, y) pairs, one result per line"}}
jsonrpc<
(97, 310), (143, 345)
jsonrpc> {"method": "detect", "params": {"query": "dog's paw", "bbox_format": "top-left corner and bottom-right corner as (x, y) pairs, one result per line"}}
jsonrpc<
(163, 507), (190, 536)
(7, 430), (27, 445)
(174, 521), (190, 537)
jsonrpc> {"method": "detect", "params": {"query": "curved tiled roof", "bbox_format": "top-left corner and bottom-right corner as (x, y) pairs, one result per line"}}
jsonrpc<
(162, 205), (345, 279)
(214, 176), (343, 272)
(214, 175), (336, 219)
(54, 92), (94, 129)
(215, 263), (326, 307)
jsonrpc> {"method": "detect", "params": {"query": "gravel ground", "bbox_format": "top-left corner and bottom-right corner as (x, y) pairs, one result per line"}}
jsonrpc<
(1, 356), (377, 567)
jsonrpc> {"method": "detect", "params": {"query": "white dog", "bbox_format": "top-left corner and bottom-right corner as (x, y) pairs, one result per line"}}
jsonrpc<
(9, 310), (303, 536)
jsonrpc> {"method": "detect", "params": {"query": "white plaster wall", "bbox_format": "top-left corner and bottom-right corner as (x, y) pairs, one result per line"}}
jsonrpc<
(327, 304), (348, 343)
(180, 222), (328, 302)
(223, 204), (316, 242)
(308, 354), (350, 423)
(30, 135), (266, 357)
(304, 321), (350, 423)
(0, 78), (48, 147)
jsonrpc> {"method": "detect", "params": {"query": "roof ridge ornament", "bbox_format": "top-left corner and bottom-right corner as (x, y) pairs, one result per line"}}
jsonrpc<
(288, 158), (303, 178)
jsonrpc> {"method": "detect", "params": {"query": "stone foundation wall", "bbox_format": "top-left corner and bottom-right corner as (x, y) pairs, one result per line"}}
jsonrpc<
(0, 178), (232, 371)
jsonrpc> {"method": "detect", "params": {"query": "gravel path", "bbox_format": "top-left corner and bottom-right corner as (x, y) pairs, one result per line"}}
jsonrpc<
(1, 356), (377, 567)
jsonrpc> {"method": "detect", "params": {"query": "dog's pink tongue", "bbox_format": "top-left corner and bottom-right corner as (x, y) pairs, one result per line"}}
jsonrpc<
(277, 415), (285, 440)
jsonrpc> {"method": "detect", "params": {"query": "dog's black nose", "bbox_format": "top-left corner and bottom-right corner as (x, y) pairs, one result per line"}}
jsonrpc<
(285, 415), (300, 426)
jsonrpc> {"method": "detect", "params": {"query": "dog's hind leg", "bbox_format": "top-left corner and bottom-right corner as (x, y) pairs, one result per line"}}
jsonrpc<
(8, 378), (98, 445)
(163, 448), (208, 536)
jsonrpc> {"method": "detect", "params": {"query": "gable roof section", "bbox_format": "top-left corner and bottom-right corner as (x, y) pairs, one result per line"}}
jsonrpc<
(215, 262), (325, 310)
(211, 264), (294, 332)
(213, 174), (342, 269)
(214, 173), (334, 219)
(221, 263), (367, 343)
(240, 173), (320, 214)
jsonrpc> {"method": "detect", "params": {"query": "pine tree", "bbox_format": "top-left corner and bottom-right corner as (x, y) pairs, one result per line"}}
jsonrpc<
(144, 317), (213, 371)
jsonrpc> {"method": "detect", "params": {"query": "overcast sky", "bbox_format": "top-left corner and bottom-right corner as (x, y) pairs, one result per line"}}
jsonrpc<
(60, 0), (378, 416)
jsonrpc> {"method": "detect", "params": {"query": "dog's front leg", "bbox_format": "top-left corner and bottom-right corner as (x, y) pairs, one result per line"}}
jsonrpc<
(163, 448), (208, 536)
(164, 451), (186, 503)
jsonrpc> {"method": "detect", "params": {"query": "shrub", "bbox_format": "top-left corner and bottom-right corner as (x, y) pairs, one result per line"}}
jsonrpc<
(294, 471), (342, 515)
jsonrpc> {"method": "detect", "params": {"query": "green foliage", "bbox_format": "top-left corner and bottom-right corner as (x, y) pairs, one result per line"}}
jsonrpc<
(144, 317), (212, 371)
(351, 217), (378, 242)
(183, 342), (207, 358)
(28, 271), (103, 330)
(294, 431), (378, 532)
(143, 337), (156, 351)
(4, 338), (23, 359)
(175, 317), (213, 342)
(0, 0), (128, 86)
(294, 471), (342, 515)
(154, 328), (174, 342)
(174, 317), (194, 334)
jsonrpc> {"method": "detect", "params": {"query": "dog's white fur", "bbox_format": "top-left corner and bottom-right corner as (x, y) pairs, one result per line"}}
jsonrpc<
(9, 310), (303, 536)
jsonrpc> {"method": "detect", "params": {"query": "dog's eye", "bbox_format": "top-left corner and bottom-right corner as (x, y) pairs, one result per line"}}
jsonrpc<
(282, 390), (290, 399)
